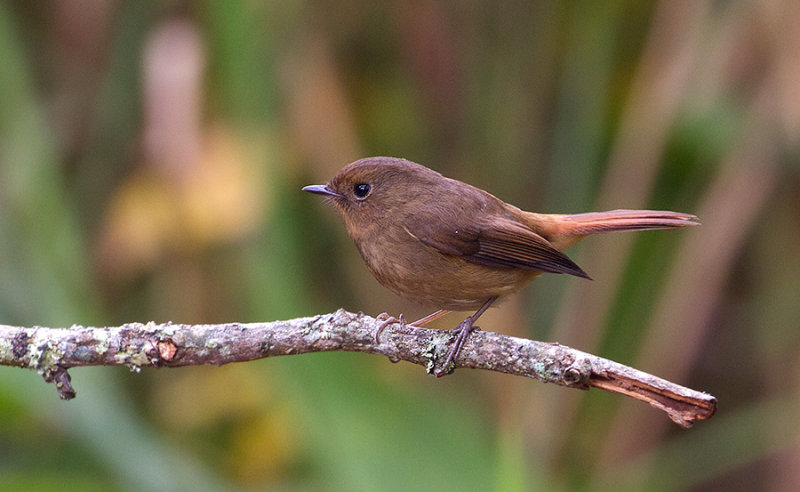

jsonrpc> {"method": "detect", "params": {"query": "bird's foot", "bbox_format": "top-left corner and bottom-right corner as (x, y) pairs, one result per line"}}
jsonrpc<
(433, 298), (495, 377)
(433, 320), (479, 378)
(374, 312), (406, 343)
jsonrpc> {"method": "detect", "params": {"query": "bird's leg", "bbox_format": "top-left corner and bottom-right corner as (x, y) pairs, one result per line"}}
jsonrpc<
(374, 309), (451, 342)
(410, 309), (451, 327)
(434, 297), (497, 377)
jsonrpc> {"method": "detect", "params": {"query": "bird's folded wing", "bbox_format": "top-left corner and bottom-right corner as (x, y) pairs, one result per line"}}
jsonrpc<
(406, 215), (590, 279)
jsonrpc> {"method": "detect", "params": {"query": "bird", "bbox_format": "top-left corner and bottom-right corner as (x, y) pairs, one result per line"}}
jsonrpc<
(303, 157), (698, 376)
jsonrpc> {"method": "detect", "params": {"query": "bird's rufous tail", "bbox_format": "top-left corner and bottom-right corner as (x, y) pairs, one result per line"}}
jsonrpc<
(561, 209), (699, 235)
(526, 209), (699, 250)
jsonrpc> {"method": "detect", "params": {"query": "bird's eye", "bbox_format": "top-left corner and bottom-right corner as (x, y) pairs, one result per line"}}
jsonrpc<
(353, 183), (371, 199)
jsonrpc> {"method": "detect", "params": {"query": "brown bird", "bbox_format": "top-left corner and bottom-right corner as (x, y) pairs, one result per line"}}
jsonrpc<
(303, 157), (698, 376)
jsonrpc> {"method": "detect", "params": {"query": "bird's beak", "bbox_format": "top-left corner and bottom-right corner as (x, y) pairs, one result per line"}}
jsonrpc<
(302, 184), (342, 198)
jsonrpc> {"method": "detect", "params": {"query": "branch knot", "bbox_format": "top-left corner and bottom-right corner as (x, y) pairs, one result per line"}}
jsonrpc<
(563, 357), (592, 387)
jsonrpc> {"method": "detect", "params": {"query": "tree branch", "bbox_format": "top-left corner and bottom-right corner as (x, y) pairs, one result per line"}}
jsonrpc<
(0, 309), (715, 427)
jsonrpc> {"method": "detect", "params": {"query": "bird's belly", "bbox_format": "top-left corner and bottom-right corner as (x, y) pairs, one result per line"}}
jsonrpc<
(358, 238), (542, 310)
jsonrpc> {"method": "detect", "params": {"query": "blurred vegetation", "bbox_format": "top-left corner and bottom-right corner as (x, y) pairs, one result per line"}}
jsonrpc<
(1, 1), (799, 491)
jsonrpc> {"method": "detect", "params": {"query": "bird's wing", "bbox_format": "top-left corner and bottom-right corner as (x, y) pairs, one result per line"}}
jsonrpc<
(405, 214), (590, 279)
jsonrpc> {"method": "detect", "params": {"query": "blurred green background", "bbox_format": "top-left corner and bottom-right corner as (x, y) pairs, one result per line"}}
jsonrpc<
(1, 1), (799, 490)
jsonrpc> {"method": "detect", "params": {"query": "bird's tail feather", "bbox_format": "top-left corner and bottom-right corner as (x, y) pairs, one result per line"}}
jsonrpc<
(561, 209), (700, 235)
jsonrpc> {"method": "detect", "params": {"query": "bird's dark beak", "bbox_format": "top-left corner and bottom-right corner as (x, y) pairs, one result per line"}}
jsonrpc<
(302, 184), (342, 198)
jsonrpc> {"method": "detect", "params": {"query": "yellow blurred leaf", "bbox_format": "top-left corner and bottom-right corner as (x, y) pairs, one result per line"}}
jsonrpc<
(96, 125), (267, 281)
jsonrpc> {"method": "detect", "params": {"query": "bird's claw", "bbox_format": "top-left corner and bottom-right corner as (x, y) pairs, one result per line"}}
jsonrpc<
(374, 312), (406, 342)
(434, 323), (480, 377)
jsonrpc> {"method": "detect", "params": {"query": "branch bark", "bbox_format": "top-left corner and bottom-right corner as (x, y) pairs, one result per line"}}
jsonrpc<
(0, 309), (716, 427)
